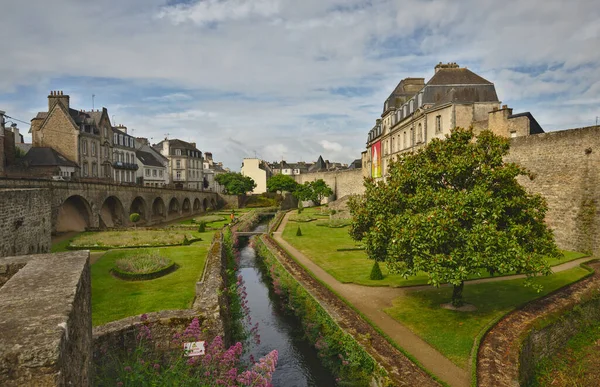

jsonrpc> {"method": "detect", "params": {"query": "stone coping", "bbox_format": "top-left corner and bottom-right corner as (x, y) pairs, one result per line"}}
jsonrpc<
(0, 251), (90, 386)
(477, 260), (600, 386)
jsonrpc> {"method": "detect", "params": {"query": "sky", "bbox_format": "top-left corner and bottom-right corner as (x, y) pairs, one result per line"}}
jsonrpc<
(1, 0), (598, 171)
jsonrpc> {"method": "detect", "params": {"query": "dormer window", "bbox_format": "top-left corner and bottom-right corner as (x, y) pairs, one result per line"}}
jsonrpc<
(175, 149), (182, 156)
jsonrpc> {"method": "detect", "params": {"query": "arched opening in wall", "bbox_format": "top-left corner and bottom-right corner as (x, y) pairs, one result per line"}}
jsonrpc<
(210, 198), (217, 210)
(193, 198), (201, 213)
(129, 197), (147, 224)
(56, 195), (92, 233)
(182, 198), (191, 215)
(152, 197), (166, 221)
(168, 197), (180, 217)
(203, 198), (209, 212)
(99, 196), (126, 229)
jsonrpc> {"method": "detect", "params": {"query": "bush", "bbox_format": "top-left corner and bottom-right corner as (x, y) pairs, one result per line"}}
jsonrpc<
(198, 221), (206, 233)
(369, 261), (384, 280)
(298, 202), (304, 214)
(129, 213), (141, 229)
(183, 235), (191, 245)
(331, 209), (337, 215)
(296, 227), (302, 236)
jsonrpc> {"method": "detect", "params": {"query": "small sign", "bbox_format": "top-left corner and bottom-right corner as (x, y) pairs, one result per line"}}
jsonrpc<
(184, 341), (206, 357)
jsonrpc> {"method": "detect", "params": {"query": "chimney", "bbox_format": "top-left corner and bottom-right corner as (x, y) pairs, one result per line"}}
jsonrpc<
(190, 142), (196, 149)
(48, 90), (70, 111)
(116, 124), (127, 134)
(435, 62), (460, 73)
(205, 152), (213, 161)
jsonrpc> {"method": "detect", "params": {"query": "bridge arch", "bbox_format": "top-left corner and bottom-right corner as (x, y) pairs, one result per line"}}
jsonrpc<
(193, 198), (201, 212)
(130, 196), (147, 223)
(152, 197), (166, 221)
(100, 196), (126, 228)
(56, 195), (92, 232)
(182, 198), (191, 215)
(203, 198), (209, 212)
(168, 197), (180, 217)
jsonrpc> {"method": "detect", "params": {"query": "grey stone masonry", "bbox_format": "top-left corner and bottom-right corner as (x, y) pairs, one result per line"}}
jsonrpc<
(0, 251), (91, 387)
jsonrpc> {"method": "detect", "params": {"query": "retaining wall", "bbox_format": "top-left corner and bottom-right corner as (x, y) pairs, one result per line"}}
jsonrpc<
(294, 169), (365, 200)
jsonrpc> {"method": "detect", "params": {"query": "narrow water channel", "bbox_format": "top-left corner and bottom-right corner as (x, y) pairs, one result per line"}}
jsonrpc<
(236, 221), (337, 386)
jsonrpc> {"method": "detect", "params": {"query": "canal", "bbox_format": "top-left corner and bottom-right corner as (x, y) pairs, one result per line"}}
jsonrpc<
(236, 221), (337, 386)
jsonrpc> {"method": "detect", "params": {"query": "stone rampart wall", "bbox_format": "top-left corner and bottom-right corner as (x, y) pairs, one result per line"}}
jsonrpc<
(0, 251), (91, 386)
(0, 188), (51, 258)
(294, 169), (365, 200)
(506, 126), (600, 255)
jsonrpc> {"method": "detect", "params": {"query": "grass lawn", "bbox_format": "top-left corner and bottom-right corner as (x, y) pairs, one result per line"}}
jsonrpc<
(71, 229), (203, 248)
(282, 217), (588, 287)
(384, 266), (591, 368)
(91, 244), (208, 326)
(532, 322), (600, 386)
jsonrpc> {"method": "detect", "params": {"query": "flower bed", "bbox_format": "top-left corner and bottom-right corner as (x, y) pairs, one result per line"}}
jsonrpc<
(69, 230), (202, 249)
(111, 253), (177, 281)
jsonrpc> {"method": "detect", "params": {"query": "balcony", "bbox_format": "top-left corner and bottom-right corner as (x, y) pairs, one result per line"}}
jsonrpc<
(112, 161), (139, 170)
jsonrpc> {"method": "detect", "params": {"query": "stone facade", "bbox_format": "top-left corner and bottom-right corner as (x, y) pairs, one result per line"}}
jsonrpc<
(0, 188), (51, 257)
(506, 126), (600, 255)
(0, 251), (91, 387)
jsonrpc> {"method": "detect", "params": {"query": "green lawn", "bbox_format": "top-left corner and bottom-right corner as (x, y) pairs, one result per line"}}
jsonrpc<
(282, 217), (588, 287)
(91, 244), (209, 326)
(384, 267), (591, 368)
(71, 229), (203, 248)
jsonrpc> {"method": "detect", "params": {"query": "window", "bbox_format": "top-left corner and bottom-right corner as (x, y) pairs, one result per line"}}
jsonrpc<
(129, 138), (133, 148)
(104, 127), (108, 137)
(176, 171), (181, 180)
(113, 133), (118, 144)
(409, 100), (414, 113)
(82, 140), (88, 155)
(83, 163), (89, 176)
(175, 149), (181, 156)
(152, 169), (157, 177)
(176, 159), (181, 168)
(159, 170), (163, 178)
(119, 134), (123, 146)
(391, 136), (395, 152)
(410, 128), (414, 146)
(121, 170), (125, 182)
(125, 153), (129, 163)
(145, 168), (150, 177)
(436, 115), (442, 133)
(92, 162), (98, 177)
(418, 123), (423, 143)
(91, 142), (96, 156)
(403, 131), (407, 149)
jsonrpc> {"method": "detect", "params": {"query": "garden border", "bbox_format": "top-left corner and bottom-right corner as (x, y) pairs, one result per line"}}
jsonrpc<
(110, 261), (178, 281)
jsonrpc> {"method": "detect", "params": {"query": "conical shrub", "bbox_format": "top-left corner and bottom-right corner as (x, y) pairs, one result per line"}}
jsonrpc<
(296, 227), (303, 236)
(370, 261), (383, 280)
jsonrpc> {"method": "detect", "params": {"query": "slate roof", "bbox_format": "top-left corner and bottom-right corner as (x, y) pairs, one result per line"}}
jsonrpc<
(427, 67), (493, 85)
(154, 139), (201, 154)
(19, 147), (78, 167)
(309, 155), (327, 172)
(509, 112), (545, 134)
(136, 150), (164, 167)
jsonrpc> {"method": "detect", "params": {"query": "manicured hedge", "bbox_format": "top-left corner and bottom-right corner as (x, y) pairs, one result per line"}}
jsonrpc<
(111, 261), (178, 281)
(68, 238), (203, 251)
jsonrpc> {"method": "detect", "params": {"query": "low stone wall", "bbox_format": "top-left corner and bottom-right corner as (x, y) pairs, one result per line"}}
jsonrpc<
(477, 261), (600, 386)
(294, 169), (365, 200)
(92, 232), (225, 362)
(218, 193), (243, 209)
(0, 251), (91, 387)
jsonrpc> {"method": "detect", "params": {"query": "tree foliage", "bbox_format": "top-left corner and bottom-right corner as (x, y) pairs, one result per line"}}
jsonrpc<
(129, 213), (140, 229)
(215, 173), (256, 195)
(294, 179), (333, 205)
(348, 128), (560, 306)
(267, 174), (299, 193)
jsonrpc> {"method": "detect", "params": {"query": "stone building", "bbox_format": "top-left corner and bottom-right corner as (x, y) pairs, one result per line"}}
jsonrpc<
(135, 137), (169, 187)
(154, 138), (203, 190)
(203, 152), (228, 193)
(13, 147), (78, 179)
(111, 125), (138, 184)
(30, 91), (113, 180)
(366, 63), (544, 178)
(241, 158), (272, 194)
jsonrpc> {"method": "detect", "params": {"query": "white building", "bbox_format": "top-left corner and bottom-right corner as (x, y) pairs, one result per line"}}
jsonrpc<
(241, 158), (272, 194)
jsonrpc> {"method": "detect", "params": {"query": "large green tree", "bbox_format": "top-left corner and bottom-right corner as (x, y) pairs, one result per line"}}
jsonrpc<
(294, 179), (333, 205)
(267, 174), (299, 193)
(348, 128), (559, 307)
(215, 172), (256, 195)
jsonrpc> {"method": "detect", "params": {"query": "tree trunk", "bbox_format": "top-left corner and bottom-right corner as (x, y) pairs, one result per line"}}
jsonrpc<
(452, 281), (465, 307)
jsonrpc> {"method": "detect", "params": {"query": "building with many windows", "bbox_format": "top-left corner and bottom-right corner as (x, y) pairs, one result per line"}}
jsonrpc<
(154, 138), (203, 190)
(111, 125), (138, 184)
(30, 91), (113, 180)
(135, 137), (169, 187)
(202, 152), (229, 193)
(366, 63), (544, 179)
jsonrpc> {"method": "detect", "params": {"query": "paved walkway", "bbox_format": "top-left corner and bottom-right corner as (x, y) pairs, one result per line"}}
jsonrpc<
(272, 212), (592, 387)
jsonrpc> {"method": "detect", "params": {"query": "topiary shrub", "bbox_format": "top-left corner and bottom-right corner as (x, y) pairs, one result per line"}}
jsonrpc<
(370, 261), (384, 280)
(198, 221), (206, 233)
(111, 252), (177, 280)
(183, 235), (191, 245)
(129, 213), (141, 229)
(296, 227), (302, 236)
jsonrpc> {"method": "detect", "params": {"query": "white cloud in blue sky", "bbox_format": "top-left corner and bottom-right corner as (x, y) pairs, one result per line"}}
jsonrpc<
(0, 0), (598, 170)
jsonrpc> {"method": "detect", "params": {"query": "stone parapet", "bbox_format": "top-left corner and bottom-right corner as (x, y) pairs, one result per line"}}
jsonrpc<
(0, 251), (91, 386)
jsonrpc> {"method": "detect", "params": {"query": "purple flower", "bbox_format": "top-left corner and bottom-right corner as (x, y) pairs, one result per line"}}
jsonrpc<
(140, 313), (148, 321)
(124, 366), (132, 372)
(153, 363), (160, 370)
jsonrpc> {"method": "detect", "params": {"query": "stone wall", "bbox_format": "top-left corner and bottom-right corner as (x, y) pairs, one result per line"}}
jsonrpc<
(477, 261), (600, 386)
(506, 126), (600, 255)
(218, 193), (243, 209)
(0, 251), (91, 387)
(0, 188), (51, 258)
(294, 169), (365, 200)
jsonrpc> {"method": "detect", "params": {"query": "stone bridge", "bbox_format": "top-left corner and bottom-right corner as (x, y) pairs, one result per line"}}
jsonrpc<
(0, 178), (222, 233)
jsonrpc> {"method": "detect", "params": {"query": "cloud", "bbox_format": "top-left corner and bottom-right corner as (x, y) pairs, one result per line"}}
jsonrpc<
(1, 0), (599, 169)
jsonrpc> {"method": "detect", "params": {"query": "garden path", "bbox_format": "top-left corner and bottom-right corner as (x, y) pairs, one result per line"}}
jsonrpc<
(272, 212), (593, 387)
